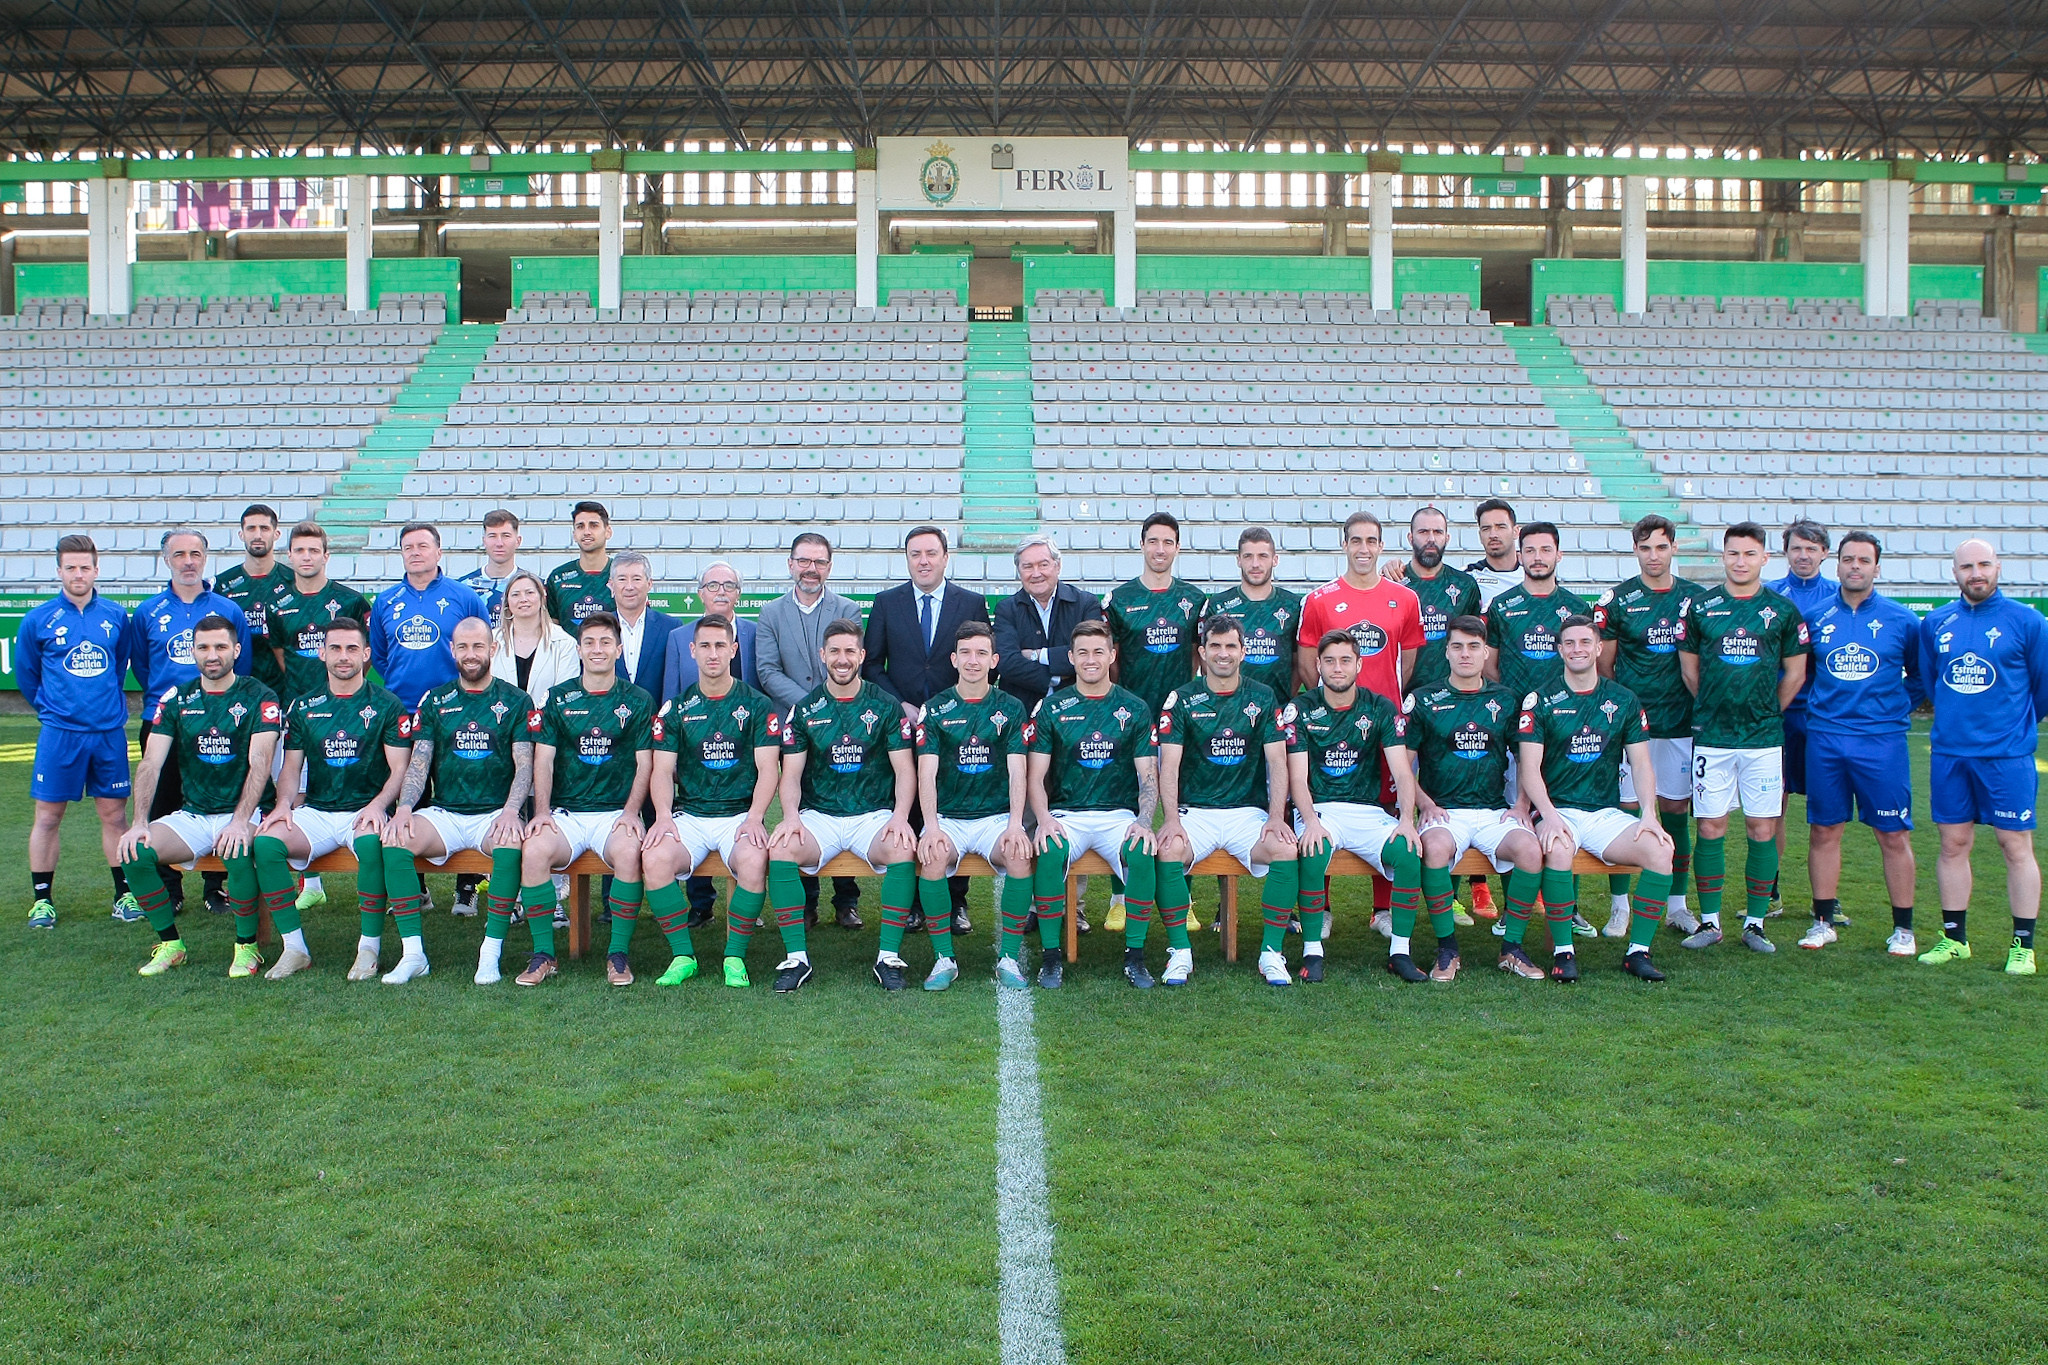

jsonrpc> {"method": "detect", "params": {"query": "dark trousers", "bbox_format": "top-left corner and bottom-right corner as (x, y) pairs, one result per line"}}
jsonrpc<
(683, 876), (860, 915)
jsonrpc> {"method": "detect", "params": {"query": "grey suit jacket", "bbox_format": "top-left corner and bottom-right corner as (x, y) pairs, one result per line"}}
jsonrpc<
(756, 588), (864, 711)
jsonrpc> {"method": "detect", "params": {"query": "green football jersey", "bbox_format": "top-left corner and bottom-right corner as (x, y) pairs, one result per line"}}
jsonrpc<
(1404, 681), (1519, 811)
(409, 677), (532, 815)
(1156, 677), (1285, 811)
(918, 686), (1028, 820)
(654, 679), (781, 818)
(531, 677), (655, 813)
(214, 562), (293, 689)
(1105, 576), (1208, 714)
(1288, 685), (1405, 807)
(1595, 576), (1706, 739)
(284, 683), (409, 813)
(545, 558), (615, 629)
(1027, 684), (1155, 814)
(266, 578), (372, 701)
(782, 680), (912, 818)
(1517, 676), (1648, 812)
(1678, 586), (1811, 748)
(1486, 582), (1592, 703)
(148, 674), (283, 815)
(1405, 565), (1483, 694)
(1203, 585), (1303, 699)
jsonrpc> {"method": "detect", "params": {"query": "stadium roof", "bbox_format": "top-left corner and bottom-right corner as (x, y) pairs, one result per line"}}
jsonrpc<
(4, 0), (2046, 163)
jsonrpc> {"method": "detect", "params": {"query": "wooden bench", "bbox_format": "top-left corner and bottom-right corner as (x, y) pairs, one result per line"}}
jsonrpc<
(201, 846), (1632, 965)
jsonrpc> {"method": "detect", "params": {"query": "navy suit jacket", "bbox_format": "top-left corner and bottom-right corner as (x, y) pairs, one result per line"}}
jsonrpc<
(861, 581), (991, 709)
(620, 608), (682, 702)
(661, 617), (760, 703)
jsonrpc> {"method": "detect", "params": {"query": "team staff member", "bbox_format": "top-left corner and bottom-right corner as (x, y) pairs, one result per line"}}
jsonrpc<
(1207, 527), (1303, 699)
(993, 535), (1103, 711)
(18, 535), (135, 928)
(1916, 540), (2048, 975)
(212, 503), (292, 693)
(369, 522), (492, 709)
(545, 500), (616, 629)
(1797, 533), (1923, 954)
(1766, 518), (1835, 915)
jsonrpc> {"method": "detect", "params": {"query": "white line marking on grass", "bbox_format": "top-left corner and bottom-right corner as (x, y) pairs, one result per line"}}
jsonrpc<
(996, 986), (1068, 1365)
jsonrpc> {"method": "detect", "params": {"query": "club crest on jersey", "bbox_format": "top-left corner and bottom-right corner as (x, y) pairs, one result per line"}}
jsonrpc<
(1243, 702), (1261, 724)
(1599, 699), (1619, 721)
(859, 708), (880, 734)
(489, 700), (509, 723)
(1988, 626), (2004, 647)
(1178, 598), (1197, 618)
(732, 706), (749, 725)
(1759, 607), (1777, 628)
(1112, 706), (1134, 730)
(990, 711), (1009, 733)
(227, 702), (248, 724)
(359, 704), (378, 724)
(1485, 699), (1502, 721)
(613, 703), (632, 724)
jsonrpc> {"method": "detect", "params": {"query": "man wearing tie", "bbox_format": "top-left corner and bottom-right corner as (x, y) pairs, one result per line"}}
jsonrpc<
(864, 526), (992, 932)
(609, 552), (680, 701)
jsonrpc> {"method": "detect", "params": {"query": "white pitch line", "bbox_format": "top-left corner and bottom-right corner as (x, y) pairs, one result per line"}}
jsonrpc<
(995, 986), (1069, 1365)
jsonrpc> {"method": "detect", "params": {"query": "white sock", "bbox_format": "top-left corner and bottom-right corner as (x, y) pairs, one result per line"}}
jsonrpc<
(1556, 946), (1575, 958)
(282, 928), (308, 955)
(1303, 941), (1324, 957)
(1670, 894), (1688, 913)
(1389, 935), (1411, 956)
(1611, 894), (1630, 914)
(401, 934), (425, 958)
(303, 876), (324, 894)
(479, 937), (503, 964)
(1744, 916), (1765, 930)
(357, 934), (381, 954)
(791, 950), (810, 965)
(1702, 915), (1720, 928)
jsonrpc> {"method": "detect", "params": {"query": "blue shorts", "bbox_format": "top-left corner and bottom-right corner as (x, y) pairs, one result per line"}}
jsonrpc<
(31, 725), (131, 803)
(1929, 752), (2039, 831)
(1781, 708), (1809, 796)
(1804, 729), (1912, 831)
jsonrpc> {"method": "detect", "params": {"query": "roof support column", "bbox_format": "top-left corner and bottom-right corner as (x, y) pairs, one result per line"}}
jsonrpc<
(596, 166), (624, 313)
(855, 165), (878, 309)
(1884, 179), (1911, 318)
(345, 174), (372, 313)
(1113, 165), (1137, 309)
(87, 174), (134, 317)
(1369, 170), (1394, 312)
(1620, 174), (1647, 316)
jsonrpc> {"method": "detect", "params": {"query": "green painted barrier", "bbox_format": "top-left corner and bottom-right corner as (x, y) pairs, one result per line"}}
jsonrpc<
(506, 254), (966, 306)
(13, 258), (460, 314)
(1020, 254), (1484, 306)
(1529, 259), (1984, 323)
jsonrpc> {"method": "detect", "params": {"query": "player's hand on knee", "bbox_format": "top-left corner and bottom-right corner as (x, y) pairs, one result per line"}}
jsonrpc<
(488, 810), (524, 849)
(916, 830), (951, 867)
(526, 812), (558, 840)
(882, 817), (917, 851)
(643, 814), (678, 850)
(383, 812), (415, 847)
(1124, 823), (1158, 856)
(999, 822), (1032, 866)
(117, 825), (152, 863)
(1033, 820), (1068, 856)
(353, 807), (388, 838)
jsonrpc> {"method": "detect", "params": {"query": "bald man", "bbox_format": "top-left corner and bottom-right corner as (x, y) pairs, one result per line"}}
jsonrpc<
(1916, 540), (2048, 975)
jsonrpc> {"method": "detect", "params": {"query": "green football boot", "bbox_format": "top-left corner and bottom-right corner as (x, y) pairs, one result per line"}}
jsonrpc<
(2005, 939), (2037, 976)
(657, 955), (700, 986)
(722, 956), (751, 988)
(138, 940), (188, 976)
(1917, 936), (1972, 965)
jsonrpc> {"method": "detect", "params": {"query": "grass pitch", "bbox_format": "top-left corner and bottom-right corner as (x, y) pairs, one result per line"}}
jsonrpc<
(1, 715), (2044, 1363)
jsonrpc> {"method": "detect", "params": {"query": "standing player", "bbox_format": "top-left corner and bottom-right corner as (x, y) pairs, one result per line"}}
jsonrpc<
(1296, 512), (1423, 699)
(914, 622), (1032, 991)
(1105, 512), (1208, 716)
(514, 613), (656, 986)
(642, 616), (780, 989)
(1486, 521), (1591, 705)
(1677, 523), (1809, 954)
(249, 618), (411, 980)
(212, 503), (292, 694)
(460, 509), (526, 625)
(1516, 616), (1678, 982)
(1402, 507), (1483, 697)
(1467, 498), (1523, 609)
(763, 619), (919, 994)
(1916, 540), (2048, 974)
(1155, 615), (1296, 987)
(19, 535), (133, 928)
(1405, 617), (1544, 982)
(1797, 533), (1923, 953)
(1288, 632), (1424, 983)
(1206, 528), (1302, 700)
(116, 616), (281, 978)
(383, 617), (535, 985)
(1026, 620), (1162, 990)
(545, 500), (616, 630)
(1595, 514), (1707, 936)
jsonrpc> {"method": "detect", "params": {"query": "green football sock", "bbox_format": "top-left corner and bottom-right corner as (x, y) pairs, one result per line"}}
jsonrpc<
(724, 885), (765, 960)
(354, 831), (389, 936)
(1383, 835), (1425, 941)
(1296, 841), (1331, 947)
(482, 846), (521, 941)
(222, 848), (260, 944)
(382, 843), (427, 942)
(1661, 810), (1692, 898)
(1119, 841), (1156, 950)
(1015, 836), (1066, 959)
(124, 847), (176, 934)
(252, 835), (299, 936)
(647, 879), (693, 958)
(1629, 869), (1673, 950)
(1157, 858), (1191, 951)
(1421, 860), (1456, 943)
(1258, 857), (1299, 954)
(1542, 867), (1578, 950)
(767, 859), (808, 954)
(876, 862), (915, 957)
(521, 882), (557, 956)
(1744, 838), (1778, 923)
(1610, 872), (1633, 899)
(1695, 835), (1726, 922)
(1501, 866), (1541, 946)
(918, 875), (956, 960)
(606, 879), (644, 956)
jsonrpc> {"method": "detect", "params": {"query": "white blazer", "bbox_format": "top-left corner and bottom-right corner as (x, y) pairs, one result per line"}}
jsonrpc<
(492, 624), (580, 707)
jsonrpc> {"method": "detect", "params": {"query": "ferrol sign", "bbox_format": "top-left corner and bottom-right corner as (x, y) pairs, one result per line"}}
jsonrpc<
(876, 136), (1129, 211)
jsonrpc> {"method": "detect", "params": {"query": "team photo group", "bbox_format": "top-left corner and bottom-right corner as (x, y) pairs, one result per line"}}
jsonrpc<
(16, 493), (2048, 993)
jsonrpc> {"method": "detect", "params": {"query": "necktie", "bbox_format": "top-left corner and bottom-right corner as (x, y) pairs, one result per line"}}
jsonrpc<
(920, 592), (935, 650)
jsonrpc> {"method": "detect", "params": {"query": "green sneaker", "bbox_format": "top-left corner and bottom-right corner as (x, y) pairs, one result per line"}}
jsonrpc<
(228, 942), (266, 978)
(657, 955), (700, 986)
(2005, 940), (2036, 976)
(27, 899), (56, 929)
(138, 940), (188, 976)
(1918, 936), (1972, 965)
(295, 881), (327, 912)
(1451, 901), (1474, 927)
(110, 892), (144, 923)
(722, 957), (751, 988)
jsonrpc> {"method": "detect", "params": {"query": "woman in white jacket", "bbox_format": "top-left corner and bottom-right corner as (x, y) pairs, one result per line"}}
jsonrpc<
(491, 569), (580, 706)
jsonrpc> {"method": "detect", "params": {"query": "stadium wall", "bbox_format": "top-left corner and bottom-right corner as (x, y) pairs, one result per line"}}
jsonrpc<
(1528, 259), (1985, 322)
(504, 254), (972, 306)
(1018, 254), (1485, 305)
(13, 259), (462, 312)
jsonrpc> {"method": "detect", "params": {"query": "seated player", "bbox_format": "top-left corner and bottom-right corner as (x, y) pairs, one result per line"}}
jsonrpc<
(915, 621), (1032, 992)
(1026, 619), (1162, 990)
(764, 618), (919, 994)
(1153, 614), (1296, 988)
(1289, 631), (1425, 984)
(515, 612), (657, 986)
(1515, 616), (1679, 982)
(1404, 616), (1545, 980)
(382, 616), (535, 985)
(250, 618), (410, 981)
(116, 615), (282, 978)
(642, 616), (780, 989)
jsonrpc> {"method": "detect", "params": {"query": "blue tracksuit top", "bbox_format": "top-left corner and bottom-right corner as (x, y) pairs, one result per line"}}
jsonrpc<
(15, 590), (133, 732)
(1919, 590), (2048, 759)
(1767, 570), (1837, 716)
(122, 583), (253, 705)
(369, 571), (491, 708)
(1803, 589), (1925, 737)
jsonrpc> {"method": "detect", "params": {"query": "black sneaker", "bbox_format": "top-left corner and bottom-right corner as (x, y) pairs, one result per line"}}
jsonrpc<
(1622, 950), (1666, 982)
(905, 908), (925, 934)
(1385, 952), (1428, 983)
(835, 906), (864, 930)
(872, 957), (906, 991)
(774, 958), (815, 993)
(1075, 913), (1091, 934)
(1288, 912), (1302, 936)
(952, 908), (972, 934)
(1298, 952), (1325, 983)
(1038, 947), (1064, 990)
(804, 905), (819, 929)
(203, 886), (231, 916)
(1551, 952), (1580, 983)
(684, 905), (714, 929)
(1122, 947), (1154, 989)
